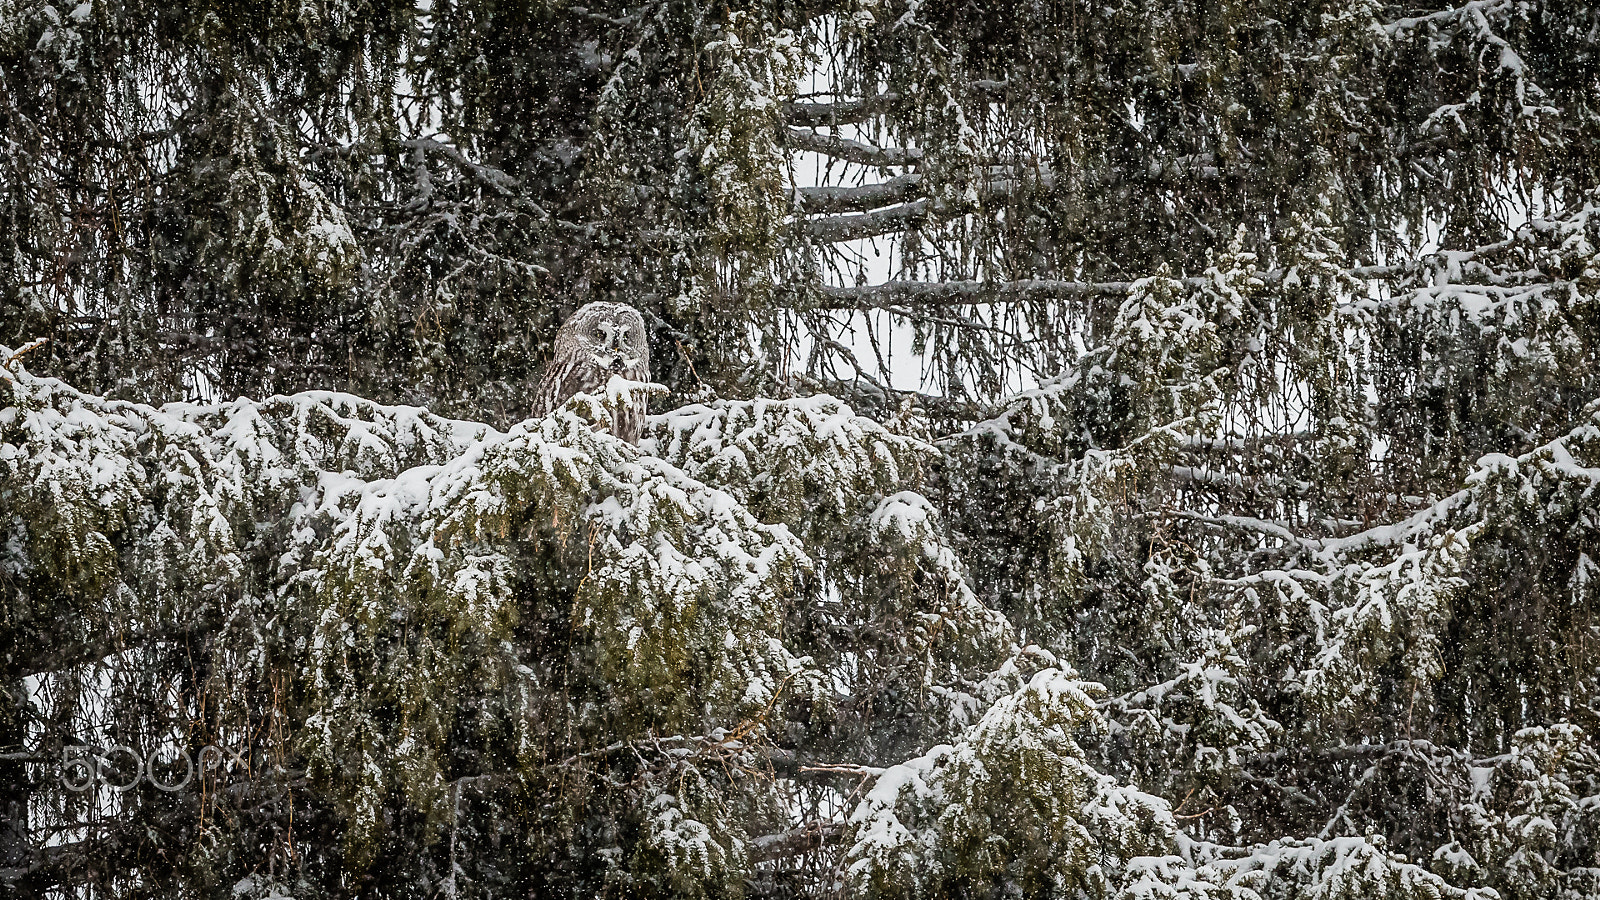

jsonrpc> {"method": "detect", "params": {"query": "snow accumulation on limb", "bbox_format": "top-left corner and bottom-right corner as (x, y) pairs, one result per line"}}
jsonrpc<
(795, 174), (924, 214)
(3, 353), (1021, 882)
(0, 360), (823, 665)
(782, 93), (903, 127)
(1241, 397), (1600, 723)
(1181, 833), (1501, 900)
(809, 193), (1598, 319)
(783, 125), (924, 167)
(842, 658), (1313, 899)
(647, 394), (1017, 719)
(836, 197), (1600, 899)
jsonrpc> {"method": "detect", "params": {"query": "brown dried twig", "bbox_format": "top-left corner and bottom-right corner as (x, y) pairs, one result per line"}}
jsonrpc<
(1, 337), (48, 383)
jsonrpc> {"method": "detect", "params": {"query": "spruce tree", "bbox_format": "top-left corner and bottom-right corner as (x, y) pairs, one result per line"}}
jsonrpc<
(3, 1), (1600, 898)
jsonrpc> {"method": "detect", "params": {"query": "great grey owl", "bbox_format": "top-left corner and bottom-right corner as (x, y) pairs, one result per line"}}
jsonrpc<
(530, 301), (651, 443)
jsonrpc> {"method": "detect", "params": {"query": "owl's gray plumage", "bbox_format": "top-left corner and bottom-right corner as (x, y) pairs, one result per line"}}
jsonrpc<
(531, 301), (651, 443)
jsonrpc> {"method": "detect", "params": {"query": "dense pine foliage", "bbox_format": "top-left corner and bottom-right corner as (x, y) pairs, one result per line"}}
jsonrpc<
(4, 0), (1600, 897)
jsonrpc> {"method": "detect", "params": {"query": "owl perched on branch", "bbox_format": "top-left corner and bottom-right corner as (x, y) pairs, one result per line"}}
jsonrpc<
(531, 301), (652, 443)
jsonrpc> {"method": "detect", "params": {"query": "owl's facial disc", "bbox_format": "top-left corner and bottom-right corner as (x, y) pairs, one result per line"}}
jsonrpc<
(591, 322), (640, 373)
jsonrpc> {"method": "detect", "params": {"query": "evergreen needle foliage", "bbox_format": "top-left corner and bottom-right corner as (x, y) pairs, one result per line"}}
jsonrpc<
(3, 1), (1600, 898)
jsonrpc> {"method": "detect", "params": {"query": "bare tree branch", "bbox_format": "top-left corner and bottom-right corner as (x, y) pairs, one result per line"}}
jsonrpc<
(796, 174), (924, 214)
(784, 127), (923, 166)
(784, 93), (902, 127)
(805, 200), (931, 242)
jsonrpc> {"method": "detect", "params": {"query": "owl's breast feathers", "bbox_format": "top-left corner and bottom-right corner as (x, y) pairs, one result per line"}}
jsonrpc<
(607, 359), (652, 445)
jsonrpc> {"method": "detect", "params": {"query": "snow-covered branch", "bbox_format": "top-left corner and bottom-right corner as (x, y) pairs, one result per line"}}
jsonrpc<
(783, 126), (924, 166)
(783, 93), (902, 127)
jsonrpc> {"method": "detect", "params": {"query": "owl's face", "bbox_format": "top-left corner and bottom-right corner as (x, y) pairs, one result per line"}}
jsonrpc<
(585, 318), (644, 375)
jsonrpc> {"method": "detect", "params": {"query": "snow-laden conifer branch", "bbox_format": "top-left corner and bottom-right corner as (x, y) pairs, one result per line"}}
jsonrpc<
(808, 264), (1421, 310)
(3, 349), (1015, 890)
(8, 0), (1600, 894)
(909, 205), (1600, 899)
(842, 660), (1266, 898)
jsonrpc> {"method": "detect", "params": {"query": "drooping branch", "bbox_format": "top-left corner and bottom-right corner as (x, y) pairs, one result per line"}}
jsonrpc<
(1384, 0), (1513, 36)
(796, 170), (1058, 244)
(11, 617), (214, 681)
(399, 138), (552, 219)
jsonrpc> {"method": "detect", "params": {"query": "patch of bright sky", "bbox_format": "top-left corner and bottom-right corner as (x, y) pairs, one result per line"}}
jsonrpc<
(784, 20), (970, 398)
